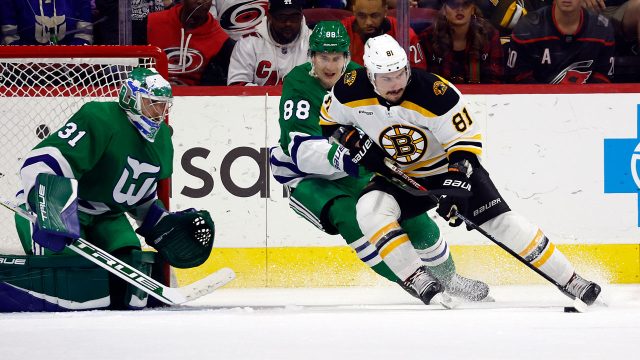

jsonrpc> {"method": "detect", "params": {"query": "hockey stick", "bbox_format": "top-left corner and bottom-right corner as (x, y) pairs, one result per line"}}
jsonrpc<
(381, 159), (589, 312)
(0, 198), (235, 306)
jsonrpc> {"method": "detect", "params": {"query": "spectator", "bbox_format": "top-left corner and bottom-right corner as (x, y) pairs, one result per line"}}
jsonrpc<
(1, 0), (93, 45)
(227, 0), (311, 86)
(147, 0), (235, 85)
(305, 0), (348, 8)
(341, 0), (426, 69)
(583, 0), (640, 52)
(94, 0), (170, 45)
(420, 0), (503, 83)
(506, 0), (615, 83)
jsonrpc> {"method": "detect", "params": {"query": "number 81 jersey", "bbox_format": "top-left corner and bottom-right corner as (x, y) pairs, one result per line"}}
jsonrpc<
(320, 68), (483, 178)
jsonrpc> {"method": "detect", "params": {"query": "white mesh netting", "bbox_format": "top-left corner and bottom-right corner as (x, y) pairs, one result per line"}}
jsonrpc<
(0, 54), (158, 254)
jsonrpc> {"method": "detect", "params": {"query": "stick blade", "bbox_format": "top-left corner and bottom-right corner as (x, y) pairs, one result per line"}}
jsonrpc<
(173, 267), (236, 304)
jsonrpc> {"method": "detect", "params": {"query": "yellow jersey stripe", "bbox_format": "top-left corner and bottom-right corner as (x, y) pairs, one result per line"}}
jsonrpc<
(533, 243), (556, 268)
(344, 98), (379, 108)
(370, 221), (400, 245)
(446, 146), (482, 156)
(518, 230), (544, 257)
(379, 234), (410, 258)
(400, 101), (437, 118)
(442, 134), (482, 148)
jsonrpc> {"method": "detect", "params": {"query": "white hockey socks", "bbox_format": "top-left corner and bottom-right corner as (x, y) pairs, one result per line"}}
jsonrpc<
(480, 211), (575, 286)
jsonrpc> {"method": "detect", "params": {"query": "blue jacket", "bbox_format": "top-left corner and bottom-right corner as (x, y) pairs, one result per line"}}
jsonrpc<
(1, 0), (93, 45)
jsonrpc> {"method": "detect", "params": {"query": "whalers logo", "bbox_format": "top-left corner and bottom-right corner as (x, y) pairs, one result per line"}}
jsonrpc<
(379, 125), (426, 164)
(113, 157), (160, 206)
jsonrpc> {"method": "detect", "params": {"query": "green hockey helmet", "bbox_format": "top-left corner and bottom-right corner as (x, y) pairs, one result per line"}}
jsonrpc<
(118, 67), (173, 142)
(309, 21), (350, 55)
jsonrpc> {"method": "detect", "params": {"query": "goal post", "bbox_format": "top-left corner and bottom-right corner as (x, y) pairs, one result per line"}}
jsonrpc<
(0, 45), (171, 255)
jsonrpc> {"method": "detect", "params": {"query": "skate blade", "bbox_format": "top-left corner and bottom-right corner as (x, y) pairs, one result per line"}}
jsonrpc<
(432, 292), (459, 309)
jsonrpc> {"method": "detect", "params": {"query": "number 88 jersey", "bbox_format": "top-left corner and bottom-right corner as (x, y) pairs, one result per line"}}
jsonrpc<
(320, 68), (483, 178)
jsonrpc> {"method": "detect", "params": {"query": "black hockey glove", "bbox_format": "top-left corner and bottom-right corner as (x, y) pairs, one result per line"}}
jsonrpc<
(434, 160), (473, 227)
(137, 203), (215, 268)
(331, 126), (395, 179)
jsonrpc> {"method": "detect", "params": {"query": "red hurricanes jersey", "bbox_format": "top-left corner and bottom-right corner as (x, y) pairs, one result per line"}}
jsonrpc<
(147, 4), (230, 85)
(341, 16), (426, 70)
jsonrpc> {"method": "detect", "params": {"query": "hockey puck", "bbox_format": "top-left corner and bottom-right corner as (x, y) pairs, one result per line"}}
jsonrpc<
(564, 306), (579, 313)
(35, 124), (51, 139)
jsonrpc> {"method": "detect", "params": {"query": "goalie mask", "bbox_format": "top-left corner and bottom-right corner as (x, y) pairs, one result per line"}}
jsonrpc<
(308, 21), (351, 79)
(119, 67), (173, 142)
(363, 34), (410, 97)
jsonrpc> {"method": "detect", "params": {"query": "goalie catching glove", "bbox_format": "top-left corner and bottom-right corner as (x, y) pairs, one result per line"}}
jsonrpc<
(137, 203), (215, 268)
(30, 173), (81, 252)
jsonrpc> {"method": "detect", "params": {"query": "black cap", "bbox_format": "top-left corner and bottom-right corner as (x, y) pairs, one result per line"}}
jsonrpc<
(269, 0), (305, 13)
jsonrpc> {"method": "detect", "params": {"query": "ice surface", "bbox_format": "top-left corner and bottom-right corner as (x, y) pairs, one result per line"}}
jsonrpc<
(1, 284), (639, 360)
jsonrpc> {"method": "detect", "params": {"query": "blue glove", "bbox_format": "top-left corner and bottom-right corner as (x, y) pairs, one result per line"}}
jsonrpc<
(32, 224), (74, 252)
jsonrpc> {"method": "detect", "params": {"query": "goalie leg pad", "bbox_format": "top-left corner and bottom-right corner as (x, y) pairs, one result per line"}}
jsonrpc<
(481, 211), (574, 286)
(107, 249), (156, 310)
(0, 254), (110, 312)
(356, 190), (423, 280)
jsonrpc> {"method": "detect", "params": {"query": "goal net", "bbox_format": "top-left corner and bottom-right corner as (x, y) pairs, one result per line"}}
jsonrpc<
(0, 46), (170, 255)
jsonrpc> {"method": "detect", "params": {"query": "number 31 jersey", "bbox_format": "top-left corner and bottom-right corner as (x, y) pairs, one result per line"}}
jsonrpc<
(19, 101), (173, 215)
(320, 68), (482, 178)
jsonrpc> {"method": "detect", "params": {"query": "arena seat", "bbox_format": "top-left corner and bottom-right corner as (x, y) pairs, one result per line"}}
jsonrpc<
(303, 8), (352, 28)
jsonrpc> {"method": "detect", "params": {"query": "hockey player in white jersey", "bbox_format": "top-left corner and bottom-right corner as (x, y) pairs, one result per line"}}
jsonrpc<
(227, 0), (311, 86)
(319, 34), (601, 306)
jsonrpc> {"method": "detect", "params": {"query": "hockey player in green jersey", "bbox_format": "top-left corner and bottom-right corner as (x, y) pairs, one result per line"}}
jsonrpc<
(0, 67), (215, 312)
(269, 21), (490, 304)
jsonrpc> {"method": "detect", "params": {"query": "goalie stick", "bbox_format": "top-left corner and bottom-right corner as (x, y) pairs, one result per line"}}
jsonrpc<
(381, 158), (590, 312)
(0, 198), (235, 306)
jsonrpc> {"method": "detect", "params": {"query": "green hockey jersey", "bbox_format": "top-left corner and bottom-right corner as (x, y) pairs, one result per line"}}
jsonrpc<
(19, 101), (173, 217)
(271, 61), (360, 187)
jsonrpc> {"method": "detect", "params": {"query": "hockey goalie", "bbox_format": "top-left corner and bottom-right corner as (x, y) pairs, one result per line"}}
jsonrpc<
(0, 67), (216, 312)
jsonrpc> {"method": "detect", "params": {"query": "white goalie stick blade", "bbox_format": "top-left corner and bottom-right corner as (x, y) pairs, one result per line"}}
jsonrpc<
(172, 267), (236, 303)
(0, 198), (236, 305)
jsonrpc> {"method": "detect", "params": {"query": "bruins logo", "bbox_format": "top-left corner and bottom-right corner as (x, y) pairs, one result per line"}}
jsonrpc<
(379, 125), (426, 164)
(433, 81), (448, 96)
(344, 70), (357, 86)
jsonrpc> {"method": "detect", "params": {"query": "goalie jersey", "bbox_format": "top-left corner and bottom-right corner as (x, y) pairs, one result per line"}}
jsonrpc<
(19, 101), (173, 216)
(319, 68), (482, 178)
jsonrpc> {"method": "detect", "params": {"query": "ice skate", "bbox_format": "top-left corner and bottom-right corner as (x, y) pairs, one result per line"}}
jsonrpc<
(402, 266), (444, 305)
(444, 273), (491, 302)
(563, 272), (601, 305)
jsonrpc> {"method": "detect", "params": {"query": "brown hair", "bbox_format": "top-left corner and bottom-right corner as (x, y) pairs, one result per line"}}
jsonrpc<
(431, 5), (491, 60)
